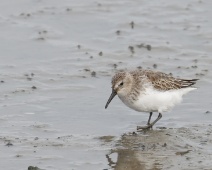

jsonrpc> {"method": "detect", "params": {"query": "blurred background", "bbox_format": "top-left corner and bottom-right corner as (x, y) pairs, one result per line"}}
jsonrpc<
(0, 0), (211, 169)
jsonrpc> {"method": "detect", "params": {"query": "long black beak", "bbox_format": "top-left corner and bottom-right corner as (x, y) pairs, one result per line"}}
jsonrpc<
(105, 89), (117, 109)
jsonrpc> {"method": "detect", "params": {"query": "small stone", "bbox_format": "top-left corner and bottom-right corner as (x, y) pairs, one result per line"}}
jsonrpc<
(66, 8), (71, 11)
(84, 68), (90, 72)
(162, 143), (167, 147)
(77, 45), (81, 49)
(128, 46), (134, 53)
(32, 86), (37, 89)
(91, 71), (96, 77)
(153, 64), (157, 69)
(146, 44), (151, 51)
(175, 150), (191, 156)
(116, 30), (121, 35)
(205, 111), (210, 114)
(130, 21), (134, 29)
(28, 166), (40, 170)
(6, 142), (13, 147)
(132, 131), (137, 135)
(34, 137), (39, 140)
(1, 80), (4, 83)
(99, 51), (103, 56)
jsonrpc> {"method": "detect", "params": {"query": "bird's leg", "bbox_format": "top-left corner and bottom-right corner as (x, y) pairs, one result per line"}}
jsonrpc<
(137, 112), (153, 130)
(148, 113), (162, 127)
(137, 113), (162, 130)
(147, 112), (153, 125)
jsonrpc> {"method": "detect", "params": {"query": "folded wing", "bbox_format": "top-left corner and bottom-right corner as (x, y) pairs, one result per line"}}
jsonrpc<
(144, 70), (198, 91)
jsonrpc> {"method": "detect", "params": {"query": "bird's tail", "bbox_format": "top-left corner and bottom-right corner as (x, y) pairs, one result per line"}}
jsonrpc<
(178, 79), (199, 88)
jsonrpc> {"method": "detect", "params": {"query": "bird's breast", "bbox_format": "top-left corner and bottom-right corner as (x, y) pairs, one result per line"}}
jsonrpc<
(117, 87), (193, 113)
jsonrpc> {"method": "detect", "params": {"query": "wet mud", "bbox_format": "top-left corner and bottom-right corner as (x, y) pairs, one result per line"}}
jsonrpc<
(0, 0), (212, 169)
(103, 125), (212, 170)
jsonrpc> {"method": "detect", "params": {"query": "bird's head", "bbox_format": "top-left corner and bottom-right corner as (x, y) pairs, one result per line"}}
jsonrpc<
(105, 71), (133, 109)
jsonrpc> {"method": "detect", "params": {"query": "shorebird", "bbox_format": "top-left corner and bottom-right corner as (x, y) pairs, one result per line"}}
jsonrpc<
(105, 69), (198, 130)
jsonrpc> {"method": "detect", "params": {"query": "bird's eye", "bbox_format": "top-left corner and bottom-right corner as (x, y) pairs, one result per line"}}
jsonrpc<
(119, 82), (124, 86)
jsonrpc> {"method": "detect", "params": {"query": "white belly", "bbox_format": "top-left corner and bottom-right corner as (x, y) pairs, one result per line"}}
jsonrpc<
(119, 87), (196, 113)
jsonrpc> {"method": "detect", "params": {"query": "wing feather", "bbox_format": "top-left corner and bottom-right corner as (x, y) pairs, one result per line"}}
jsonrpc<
(143, 70), (198, 91)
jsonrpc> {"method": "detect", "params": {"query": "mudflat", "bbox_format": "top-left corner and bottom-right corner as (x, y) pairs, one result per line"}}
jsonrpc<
(0, 0), (211, 169)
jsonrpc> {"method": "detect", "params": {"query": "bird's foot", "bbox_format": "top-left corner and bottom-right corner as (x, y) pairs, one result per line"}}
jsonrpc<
(137, 124), (152, 131)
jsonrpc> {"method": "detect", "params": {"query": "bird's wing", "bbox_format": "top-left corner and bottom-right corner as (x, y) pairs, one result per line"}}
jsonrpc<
(144, 70), (198, 91)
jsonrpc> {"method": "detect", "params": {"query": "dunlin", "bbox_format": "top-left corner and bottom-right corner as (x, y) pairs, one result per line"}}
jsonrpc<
(105, 69), (198, 130)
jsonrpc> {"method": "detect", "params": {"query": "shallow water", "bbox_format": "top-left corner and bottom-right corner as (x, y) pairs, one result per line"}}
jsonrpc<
(0, 0), (212, 169)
